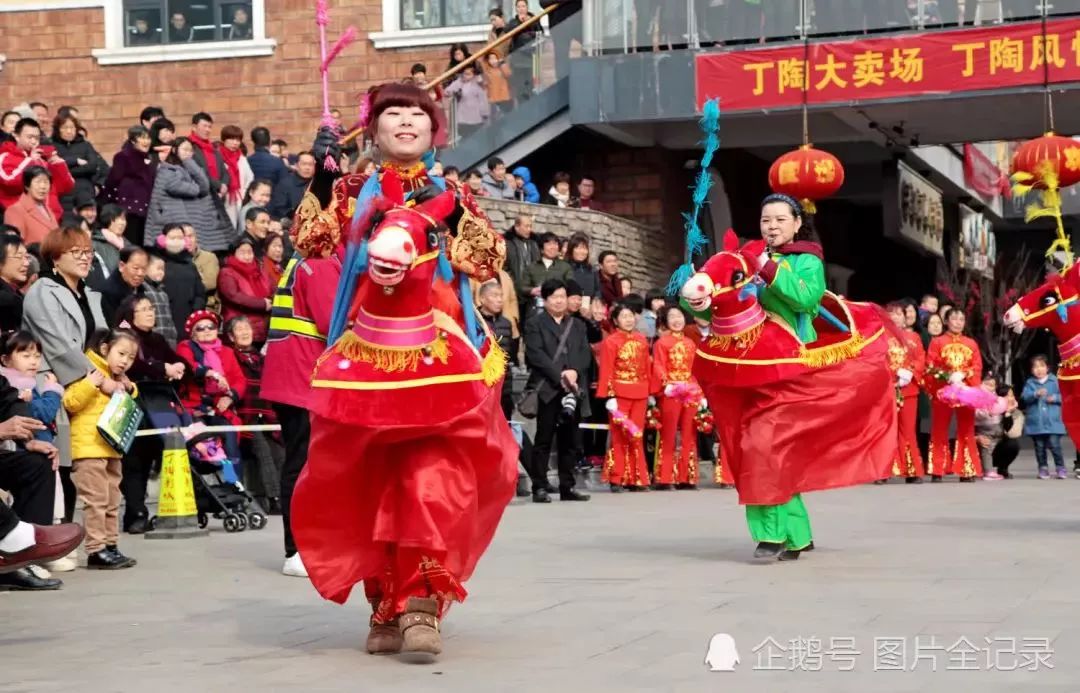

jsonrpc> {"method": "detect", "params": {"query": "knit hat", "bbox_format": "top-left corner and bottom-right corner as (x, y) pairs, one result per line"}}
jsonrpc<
(184, 309), (221, 337)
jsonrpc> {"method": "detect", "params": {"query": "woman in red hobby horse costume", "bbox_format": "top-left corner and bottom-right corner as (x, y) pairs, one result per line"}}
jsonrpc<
(680, 199), (899, 562)
(290, 82), (517, 662)
(1004, 259), (1080, 466)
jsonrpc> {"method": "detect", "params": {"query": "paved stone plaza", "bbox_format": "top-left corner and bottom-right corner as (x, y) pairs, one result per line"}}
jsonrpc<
(4, 461), (1080, 693)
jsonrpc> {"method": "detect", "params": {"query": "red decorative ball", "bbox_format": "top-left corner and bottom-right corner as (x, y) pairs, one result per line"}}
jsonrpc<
(767, 145), (845, 214)
(1011, 132), (1080, 190)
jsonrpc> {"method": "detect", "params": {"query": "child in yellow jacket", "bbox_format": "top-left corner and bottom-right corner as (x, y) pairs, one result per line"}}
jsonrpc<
(63, 328), (140, 570)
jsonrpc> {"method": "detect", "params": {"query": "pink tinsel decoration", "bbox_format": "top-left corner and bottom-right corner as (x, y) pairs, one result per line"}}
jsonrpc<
(667, 382), (704, 408)
(937, 384), (1006, 414)
(357, 91), (373, 130)
(609, 407), (643, 440)
(322, 26), (357, 72)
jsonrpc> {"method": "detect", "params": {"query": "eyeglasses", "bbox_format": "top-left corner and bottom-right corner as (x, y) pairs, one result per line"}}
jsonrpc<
(193, 324), (217, 333)
(66, 248), (93, 259)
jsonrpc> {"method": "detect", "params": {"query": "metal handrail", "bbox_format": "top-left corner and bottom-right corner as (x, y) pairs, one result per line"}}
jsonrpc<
(338, 4), (559, 146)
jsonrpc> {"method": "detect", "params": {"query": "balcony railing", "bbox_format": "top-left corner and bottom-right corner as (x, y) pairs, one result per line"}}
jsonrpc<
(582, 0), (1080, 55)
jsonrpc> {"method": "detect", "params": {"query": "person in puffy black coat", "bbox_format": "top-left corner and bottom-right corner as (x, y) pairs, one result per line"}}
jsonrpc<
(157, 223), (207, 332)
(52, 116), (107, 216)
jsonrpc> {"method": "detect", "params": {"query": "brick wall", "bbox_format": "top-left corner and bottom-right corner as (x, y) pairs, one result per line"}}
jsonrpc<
(476, 197), (674, 292)
(0, 0), (454, 157)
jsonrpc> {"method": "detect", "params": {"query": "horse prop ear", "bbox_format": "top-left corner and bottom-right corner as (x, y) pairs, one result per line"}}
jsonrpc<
(722, 228), (739, 252)
(415, 190), (457, 224)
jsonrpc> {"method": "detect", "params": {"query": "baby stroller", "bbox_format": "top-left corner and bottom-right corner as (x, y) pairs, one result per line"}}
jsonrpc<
(140, 384), (267, 533)
(185, 422), (268, 533)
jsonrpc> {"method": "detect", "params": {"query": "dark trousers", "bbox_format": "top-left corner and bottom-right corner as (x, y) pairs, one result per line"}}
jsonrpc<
(993, 438), (1020, 476)
(122, 434), (160, 527)
(274, 403), (310, 557)
(530, 396), (578, 492)
(124, 213), (147, 247)
(0, 450), (55, 526)
(59, 466), (76, 522)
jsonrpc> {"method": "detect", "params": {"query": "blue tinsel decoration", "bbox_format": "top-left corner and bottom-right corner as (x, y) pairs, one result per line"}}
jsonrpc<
(665, 98), (721, 296)
(457, 271), (485, 349)
(435, 234), (454, 283)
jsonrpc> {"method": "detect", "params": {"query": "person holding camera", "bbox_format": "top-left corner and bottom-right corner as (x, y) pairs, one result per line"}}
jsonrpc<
(524, 279), (592, 503)
(596, 303), (651, 492)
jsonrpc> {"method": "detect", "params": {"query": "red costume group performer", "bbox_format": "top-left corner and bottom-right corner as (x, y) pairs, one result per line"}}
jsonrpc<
(885, 302), (926, 481)
(596, 305), (650, 490)
(925, 309), (983, 481)
(288, 82), (517, 662)
(651, 306), (702, 489)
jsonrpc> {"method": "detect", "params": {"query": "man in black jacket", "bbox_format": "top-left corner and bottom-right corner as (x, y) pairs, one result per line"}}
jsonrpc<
(524, 279), (592, 503)
(503, 214), (540, 321)
(0, 233), (28, 332)
(0, 374), (81, 590)
(100, 246), (148, 325)
(269, 151), (316, 220)
(248, 126), (288, 187)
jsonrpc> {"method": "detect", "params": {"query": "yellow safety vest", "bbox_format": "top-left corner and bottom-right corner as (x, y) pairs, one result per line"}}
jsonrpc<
(266, 255), (325, 342)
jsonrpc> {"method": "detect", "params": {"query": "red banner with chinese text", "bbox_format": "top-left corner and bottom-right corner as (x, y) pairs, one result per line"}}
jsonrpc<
(695, 18), (1080, 111)
(963, 143), (1011, 200)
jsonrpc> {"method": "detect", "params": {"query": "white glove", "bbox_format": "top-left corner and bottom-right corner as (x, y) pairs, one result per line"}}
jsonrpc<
(648, 395), (657, 407)
(948, 371), (966, 385)
(663, 384), (675, 397)
(896, 368), (913, 388)
(699, 397), (708, 410)
(756, 251), (770, 269)
(606, 398), (619, 413)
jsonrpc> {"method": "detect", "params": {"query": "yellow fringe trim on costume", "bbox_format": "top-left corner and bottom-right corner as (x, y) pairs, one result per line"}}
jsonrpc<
(799, 332), (864, 369)
(334, 330), (450, 373)
(708, 323), (764, 351)
(481, 336), (507, 387)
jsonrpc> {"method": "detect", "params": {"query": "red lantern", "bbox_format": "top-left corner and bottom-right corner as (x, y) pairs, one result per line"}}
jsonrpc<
(1011, 132), (1080, 190)
(767, 144), (845, 214)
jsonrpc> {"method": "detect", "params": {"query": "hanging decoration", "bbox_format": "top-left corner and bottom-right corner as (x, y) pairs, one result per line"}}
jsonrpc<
(767, 145), (845, 215)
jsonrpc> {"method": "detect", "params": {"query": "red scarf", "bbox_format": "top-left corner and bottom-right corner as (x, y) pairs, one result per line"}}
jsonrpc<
(226, 255), (270, 296)
(218, 145), (243, 204)
(189, 132), (219, 180)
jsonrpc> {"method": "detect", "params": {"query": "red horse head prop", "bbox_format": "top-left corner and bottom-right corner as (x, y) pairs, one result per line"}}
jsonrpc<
(680, 229), (766, 339)
(350, 172), (455, 318)
(1004, 262), (1080, 362)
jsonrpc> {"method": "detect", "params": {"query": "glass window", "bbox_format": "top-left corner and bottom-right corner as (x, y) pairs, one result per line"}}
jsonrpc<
(400, 0), (511, 30)
(125, 5), (162, 46)
(123, 0), (257, 44)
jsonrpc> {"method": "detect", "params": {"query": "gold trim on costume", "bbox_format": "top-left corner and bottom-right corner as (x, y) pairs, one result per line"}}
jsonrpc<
(696, 327), (884, 367)
(312, 372), (487, 391)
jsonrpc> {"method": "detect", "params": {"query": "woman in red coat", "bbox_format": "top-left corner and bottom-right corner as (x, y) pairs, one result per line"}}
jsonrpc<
(176, 309), (248, 465)
(217, 238), (272, 345)
(926, 308), (982, 481)
(596, 303), (651, 491)
(651, 305), (701, 490)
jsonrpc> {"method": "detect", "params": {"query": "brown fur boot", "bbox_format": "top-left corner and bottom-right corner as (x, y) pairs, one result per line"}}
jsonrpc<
(399, 596), (441, 660)
(366, 601), (403, 655)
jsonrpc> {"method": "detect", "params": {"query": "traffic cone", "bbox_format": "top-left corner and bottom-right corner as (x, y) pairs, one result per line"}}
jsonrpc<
(146, 432), (208, 539)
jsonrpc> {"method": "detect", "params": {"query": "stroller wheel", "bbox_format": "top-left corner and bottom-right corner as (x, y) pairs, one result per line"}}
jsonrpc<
(197, 514), (209, 529)
(147, 516), (157, 531)
(235, 513), (248, 531)
(223, 514), (242, 533)
(247, 512), (267, 530)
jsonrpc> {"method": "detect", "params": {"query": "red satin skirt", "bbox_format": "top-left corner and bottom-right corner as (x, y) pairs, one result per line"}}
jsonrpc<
(292, 388), (518, 606)
(708, 351), (897, 506)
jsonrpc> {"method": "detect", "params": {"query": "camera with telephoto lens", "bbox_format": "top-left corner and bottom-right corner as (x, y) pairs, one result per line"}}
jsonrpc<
(560, 390), (582, 420)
